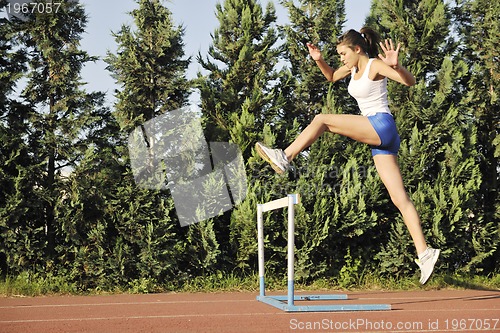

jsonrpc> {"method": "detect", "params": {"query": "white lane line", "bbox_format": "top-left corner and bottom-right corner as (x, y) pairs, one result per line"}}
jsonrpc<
(1, 307), (499, 324)
(2, 294), (497, 309)
(1, 312), (287, 323)
(0, 299), (254, 309)
(1, 297), (498, 310)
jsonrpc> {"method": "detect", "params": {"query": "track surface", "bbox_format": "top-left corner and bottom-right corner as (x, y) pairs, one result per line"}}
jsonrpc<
(1, 289), (499, 332)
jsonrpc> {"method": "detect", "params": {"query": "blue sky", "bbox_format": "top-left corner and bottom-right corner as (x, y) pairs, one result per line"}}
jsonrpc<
(2, 0), (371, 104)
(79, 0), (371, 105)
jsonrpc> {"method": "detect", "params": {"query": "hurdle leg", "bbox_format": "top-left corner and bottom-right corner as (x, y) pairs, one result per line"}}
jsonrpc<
(287, 195), (295, 307)
(257, 204), (265, 297)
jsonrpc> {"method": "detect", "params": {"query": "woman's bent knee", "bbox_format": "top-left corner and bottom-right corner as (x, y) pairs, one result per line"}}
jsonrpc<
(313, 114), (327, 124)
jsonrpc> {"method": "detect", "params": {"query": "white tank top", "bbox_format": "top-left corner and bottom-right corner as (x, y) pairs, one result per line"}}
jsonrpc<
(347, 58), (391, 117)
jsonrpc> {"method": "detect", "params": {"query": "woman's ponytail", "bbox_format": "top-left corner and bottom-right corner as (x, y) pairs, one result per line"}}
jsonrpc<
(359, 27), (380, 58)
(337, 27), (381, 59)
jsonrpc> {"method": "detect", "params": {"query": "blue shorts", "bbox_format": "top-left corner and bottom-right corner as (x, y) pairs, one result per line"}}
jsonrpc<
(367, 113), (400, 156)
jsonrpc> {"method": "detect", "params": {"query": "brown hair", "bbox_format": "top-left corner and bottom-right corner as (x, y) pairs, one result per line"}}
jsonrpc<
(337, 27), (380, 58)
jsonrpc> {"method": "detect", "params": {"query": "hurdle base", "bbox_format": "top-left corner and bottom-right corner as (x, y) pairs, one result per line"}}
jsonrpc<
(257, 294), (391, 312)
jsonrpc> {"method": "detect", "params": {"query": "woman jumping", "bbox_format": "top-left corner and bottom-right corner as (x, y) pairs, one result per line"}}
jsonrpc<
(255, 27), (440, 284)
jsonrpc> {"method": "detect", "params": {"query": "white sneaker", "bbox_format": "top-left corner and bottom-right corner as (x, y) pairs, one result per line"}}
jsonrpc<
(415, 248), (440, 285)
(255, 142), (289, 175)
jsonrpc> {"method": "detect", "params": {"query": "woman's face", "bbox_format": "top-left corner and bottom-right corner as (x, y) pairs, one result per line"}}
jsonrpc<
(336, 44), (361, 69)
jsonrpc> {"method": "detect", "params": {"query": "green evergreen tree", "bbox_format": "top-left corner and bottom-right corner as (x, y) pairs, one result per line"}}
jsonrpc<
(55, 94), (134, 289)
(367, 0), (483, 275)
(0, 0), (33, 275)
(197, 0), (281, 272)
(104, 0), (194, 287)
(198, 0), (280, 153)
(280, 0), (348, 124)
(276, 0), (387, 284)
(453, 0), (499, 273)
(0, 0), (109, 278)
(106, 0), (190, 132)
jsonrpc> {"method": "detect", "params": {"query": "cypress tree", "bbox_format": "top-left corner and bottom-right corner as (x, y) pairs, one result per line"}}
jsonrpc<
(453, 0), (500, 273)
(280, 0), (348, 124)
(367, 0), (483, 275)
(107, 0), (190, 132)
(1, 0), (108, 277)
(105, 0), (194, 286)
(0, 0), (33, 275)
(198, 0), (280, 153)
(55, 93), (130, 289)
(277, 0), (386, 284)
(197, 0), (281, 272)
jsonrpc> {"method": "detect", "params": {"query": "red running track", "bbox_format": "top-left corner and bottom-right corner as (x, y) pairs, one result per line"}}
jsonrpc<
(1, 289), (499, 333)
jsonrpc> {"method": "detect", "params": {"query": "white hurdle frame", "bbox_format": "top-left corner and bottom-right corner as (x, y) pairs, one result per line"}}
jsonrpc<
(256, 194), (391, 312)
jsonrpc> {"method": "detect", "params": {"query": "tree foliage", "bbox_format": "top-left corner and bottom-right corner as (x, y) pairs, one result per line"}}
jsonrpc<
(0, 0), (498, 291)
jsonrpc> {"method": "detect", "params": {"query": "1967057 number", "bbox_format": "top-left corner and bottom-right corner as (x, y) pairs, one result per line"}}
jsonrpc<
(5, 2), (62, 14)
(444, 318), (499, 331)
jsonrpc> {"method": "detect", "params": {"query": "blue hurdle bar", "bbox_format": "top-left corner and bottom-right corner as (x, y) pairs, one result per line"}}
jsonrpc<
(256, 194), (391, 312)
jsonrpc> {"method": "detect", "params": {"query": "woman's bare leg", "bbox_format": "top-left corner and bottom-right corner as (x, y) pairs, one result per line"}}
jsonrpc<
(284, 114), (381, 161)
(373, 154), (428, 255)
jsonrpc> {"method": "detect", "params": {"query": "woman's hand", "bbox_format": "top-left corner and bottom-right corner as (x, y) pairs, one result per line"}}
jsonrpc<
(375, 39), (416, 86)
(306, 43), (322, 61)
(378, 39), (400, 69)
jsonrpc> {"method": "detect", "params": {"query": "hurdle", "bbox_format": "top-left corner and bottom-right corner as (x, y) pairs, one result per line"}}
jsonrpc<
(256, 194), (391, 312)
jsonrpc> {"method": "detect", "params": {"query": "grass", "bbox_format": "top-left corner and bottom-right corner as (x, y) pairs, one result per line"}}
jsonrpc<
(1, 271), (499, 297)
(0, 271), (79, 297)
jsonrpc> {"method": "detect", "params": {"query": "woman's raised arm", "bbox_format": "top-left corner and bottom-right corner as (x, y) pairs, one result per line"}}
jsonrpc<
(307, 43), (351, 82)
